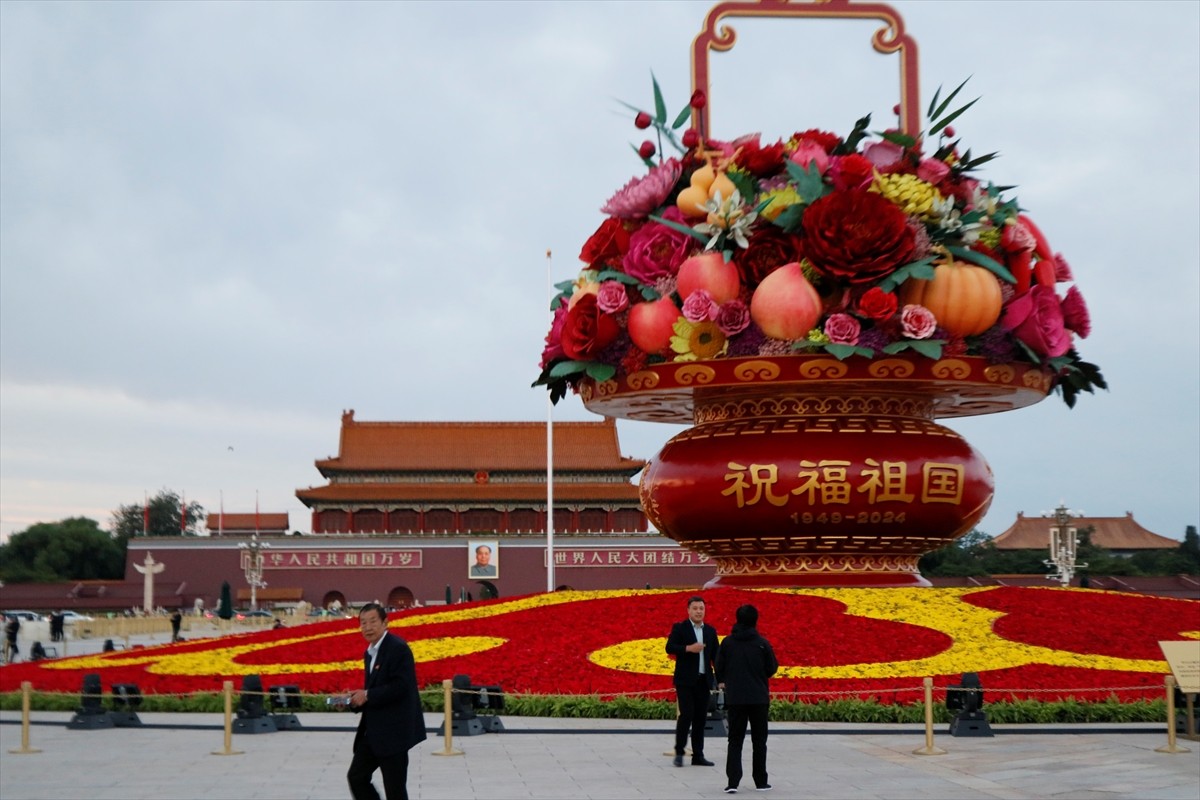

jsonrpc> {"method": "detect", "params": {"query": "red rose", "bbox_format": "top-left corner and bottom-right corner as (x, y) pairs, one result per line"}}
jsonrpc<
(737, 227), (802, 289)
(561, 293), (620, 361)
(793, 128), (841, 152)
(855, 286), (898, 320)
(802, 189), (916, 284)
(1001, 284), (1071, 358)
(830, 154), (875, 191)
(579, 218), (630, 269)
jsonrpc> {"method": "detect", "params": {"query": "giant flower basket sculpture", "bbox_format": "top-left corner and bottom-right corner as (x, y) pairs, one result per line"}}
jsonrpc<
(535, 0), (1104, 588)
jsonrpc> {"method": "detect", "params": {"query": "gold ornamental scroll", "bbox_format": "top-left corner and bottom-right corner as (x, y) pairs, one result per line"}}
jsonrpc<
(691, 0), (921, 138)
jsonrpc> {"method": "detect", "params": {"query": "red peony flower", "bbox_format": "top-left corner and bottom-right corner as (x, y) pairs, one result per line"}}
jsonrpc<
(855, 286), (898, 321)
(802, 189), (917, 284)
(731, 133), (786, 177)
(1060, 284), (1091, 338)
(793, 128), (840, 152)
(579, 218), (630, 269)
(736, 226), (802, 289)
(1001, 284), (1071, 357)
(561, 293), (620, 361)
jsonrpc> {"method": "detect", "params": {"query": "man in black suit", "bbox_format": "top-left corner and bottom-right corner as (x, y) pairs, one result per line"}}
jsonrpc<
(345, 602), (427, 800)
(665, 594), (720, 767)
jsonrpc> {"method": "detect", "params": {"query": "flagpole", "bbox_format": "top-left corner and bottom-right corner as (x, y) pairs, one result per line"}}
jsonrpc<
(546, 248), (555, 593)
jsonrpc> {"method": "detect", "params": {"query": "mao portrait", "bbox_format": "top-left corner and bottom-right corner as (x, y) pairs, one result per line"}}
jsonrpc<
(469, 541), (498, 579)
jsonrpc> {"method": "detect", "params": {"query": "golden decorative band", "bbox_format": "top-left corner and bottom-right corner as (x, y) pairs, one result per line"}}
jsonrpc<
(712, 553), (923, 575)
(694, 393), (934, 422)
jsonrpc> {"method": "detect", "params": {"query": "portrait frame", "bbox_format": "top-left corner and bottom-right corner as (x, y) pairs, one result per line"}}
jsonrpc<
(468, 540), (499, 580)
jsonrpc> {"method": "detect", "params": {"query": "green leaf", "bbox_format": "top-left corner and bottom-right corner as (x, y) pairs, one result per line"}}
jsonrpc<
(548, 360), (589, 379)
(958, 151), (999, 172)
(926, 85), (942, 121)
(785, 160), (828, 204)
(671, 103), (692, 130)
(771, 202), (808, 233)
(595, 269), (639, 285)
(929, 77), (971, 122)
(728, 170), (757, 203)
(929, 97), (979, 136)
(824, 343), (875, 360)
(648, 213), (710, 245)
(877, 257), (936, 293)
(639, 285), (660, 301)
(651, 72), (667, 124)
(841, 113), (872, 153)
(945, 246), (1016, 283)
(879, 130), (917, 148)
(585, 362), (617, 382)
(907, 339), (944, 359)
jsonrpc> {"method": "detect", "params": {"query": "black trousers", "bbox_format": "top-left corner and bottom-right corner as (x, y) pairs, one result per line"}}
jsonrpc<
(348, 744), (410, 800)
(725, 703), (770, 789)
(674, 680), (711, 757)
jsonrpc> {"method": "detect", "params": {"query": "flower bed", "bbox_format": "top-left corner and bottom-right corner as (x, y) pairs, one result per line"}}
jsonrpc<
(2, 587), (1194, 705)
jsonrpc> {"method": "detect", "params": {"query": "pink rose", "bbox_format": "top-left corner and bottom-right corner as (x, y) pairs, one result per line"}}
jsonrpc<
(901, 304), (937, 340)
(862, 139), (904, 170)
(716, 299), (750, 336)
(596, 280), (630, 314)
(916, 157), (951, 185)
(621, 207), (695, 284)
(682, 289), (719, 322)
(1001, 284), (1071, 357)
(1060, 284), (1091, 338)
(824, 313), (861, 345)
(789, 141), (830, 174)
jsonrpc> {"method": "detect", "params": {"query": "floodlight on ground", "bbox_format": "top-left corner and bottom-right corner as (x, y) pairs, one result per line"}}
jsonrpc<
(947, 672), (993, 737)
(440, 674), (485, 737)
(233, 674), (277, 734)
(110, 683), (144, 727)
(473, 684), (506, 732)
(67, 674), (115, 730)
(268, 684), (303, 730)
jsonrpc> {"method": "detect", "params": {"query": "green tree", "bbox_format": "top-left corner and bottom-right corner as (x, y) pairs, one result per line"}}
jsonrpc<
(0, 517), (124, 583)
(111, 489), (204, 544)
(217, 581), (234, 620)
(1180, 525), (1200, 573)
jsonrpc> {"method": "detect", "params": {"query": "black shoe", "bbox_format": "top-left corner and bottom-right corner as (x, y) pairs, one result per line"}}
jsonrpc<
(672, 754), (683, 767)
(755, 785), (772, 792)
(723, 788), (738, 794)
(692, 757), (715, 766)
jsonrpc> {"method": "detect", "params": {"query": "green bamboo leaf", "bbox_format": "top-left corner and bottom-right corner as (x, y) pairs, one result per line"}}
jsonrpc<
(927, 85), (942, 120)
(879, 130), (918, 148)
(648, 213), (710, 244)
(929, 97), (979, 136)
(671, 104), (692, 130)
(945, 245), (1016, 283)
(930, 77), (971, 122)
(651, 72), (667, 124)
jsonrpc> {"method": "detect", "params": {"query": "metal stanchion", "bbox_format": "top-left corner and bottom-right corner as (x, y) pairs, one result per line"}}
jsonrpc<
(211, 681), (244, 756)
(7, 682), (42, 754)
(432, 679), (463, 756)
(1156, 676), (1191, 754)
(912, 677), (946, 756)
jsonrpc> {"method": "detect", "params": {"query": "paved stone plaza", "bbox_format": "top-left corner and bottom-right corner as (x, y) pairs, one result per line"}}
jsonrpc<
(2, 710), (1197, 800)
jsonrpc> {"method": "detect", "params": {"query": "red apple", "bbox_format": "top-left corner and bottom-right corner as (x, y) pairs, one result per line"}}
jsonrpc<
(750, 262), (822, 340)
(676, 252), (740, 305)
(627, 296), (681, 355)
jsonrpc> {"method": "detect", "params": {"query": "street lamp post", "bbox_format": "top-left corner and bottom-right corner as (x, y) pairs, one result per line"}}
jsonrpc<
(1043, 503), (1087, 586)
(238, 533), (270, 611)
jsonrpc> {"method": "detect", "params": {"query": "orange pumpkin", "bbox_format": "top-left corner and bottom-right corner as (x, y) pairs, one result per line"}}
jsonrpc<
(899, 260), (1003, 336)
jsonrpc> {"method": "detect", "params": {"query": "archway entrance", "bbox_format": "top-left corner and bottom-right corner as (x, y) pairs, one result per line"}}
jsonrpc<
(321, 590), (347, 611)
(475, 581), (499, 600)
(387, 586), (415, 609)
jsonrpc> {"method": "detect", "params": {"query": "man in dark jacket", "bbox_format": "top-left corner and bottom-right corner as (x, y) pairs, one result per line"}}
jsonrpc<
(665, 594), (720, 767)
(716, 604), (779, 793)
(345, 602), (428, 800)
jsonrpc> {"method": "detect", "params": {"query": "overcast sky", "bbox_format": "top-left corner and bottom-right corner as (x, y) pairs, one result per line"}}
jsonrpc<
(2, 0), (1197, 544)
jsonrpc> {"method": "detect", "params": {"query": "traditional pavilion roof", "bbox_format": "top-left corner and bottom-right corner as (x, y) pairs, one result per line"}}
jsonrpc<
(205, 513), (290, 532)
(993, 512), (1178, 551)
(311, 412), (645, 475)
(296, 482), (641, 504)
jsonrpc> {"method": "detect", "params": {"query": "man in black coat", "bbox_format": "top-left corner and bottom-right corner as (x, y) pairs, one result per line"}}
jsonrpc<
(665, 594), (720, 767)
(345, 602), (428, 800)
(716, 604), (779, 794)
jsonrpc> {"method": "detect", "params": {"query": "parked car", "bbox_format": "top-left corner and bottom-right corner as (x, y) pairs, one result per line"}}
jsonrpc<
(3, 610), (44, 622)
(239, 610), (274, 619)
(59, 610), (95, 624)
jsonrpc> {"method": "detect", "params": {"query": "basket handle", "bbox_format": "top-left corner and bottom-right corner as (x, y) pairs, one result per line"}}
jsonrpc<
(690, 0), (921, 138)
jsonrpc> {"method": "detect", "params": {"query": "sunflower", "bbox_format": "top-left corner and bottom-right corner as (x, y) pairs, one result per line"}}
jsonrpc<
(670, 319), (728, 361)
